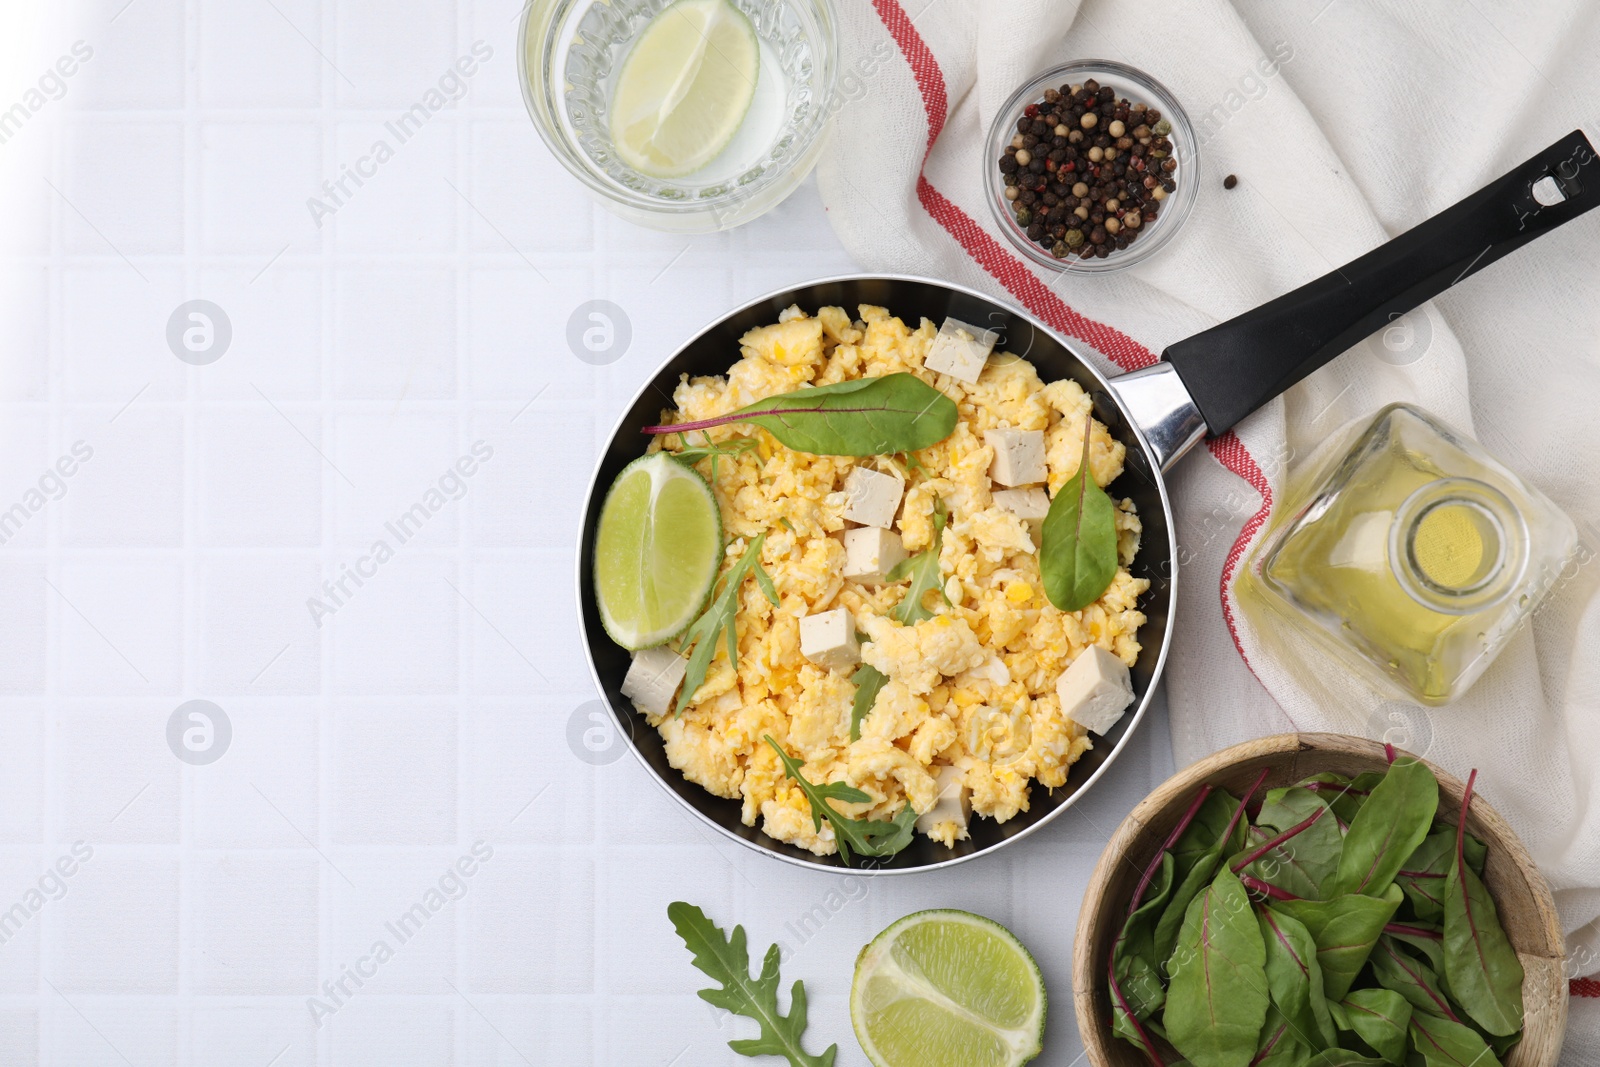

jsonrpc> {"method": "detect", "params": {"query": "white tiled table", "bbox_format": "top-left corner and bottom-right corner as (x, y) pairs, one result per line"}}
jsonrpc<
(0, 1), (1173, 1063)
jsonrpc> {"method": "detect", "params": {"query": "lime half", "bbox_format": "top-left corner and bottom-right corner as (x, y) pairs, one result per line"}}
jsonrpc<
(852, 910), (1046, 1067)
(608, 0), (759, 178)
(593, 452), (722, 650)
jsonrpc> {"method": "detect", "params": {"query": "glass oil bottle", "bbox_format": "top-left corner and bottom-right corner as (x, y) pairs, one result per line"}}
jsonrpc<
(1238, 403), (1577, 706)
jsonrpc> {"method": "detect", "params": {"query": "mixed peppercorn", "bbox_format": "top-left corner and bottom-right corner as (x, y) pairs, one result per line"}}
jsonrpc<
(998, 78), (1177, 262)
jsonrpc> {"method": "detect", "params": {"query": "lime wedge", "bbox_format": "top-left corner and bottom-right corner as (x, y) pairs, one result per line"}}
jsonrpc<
(593, 453), (723, 650)
(852, 910), (1046, 1067)
(608, 0), (759, 178)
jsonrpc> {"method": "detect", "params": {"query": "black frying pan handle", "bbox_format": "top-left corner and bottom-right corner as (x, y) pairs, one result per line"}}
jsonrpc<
(1164, 129), (1600, 437)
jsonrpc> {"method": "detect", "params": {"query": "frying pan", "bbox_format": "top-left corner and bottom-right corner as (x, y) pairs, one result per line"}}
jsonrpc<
(576, 130), (1600, 872)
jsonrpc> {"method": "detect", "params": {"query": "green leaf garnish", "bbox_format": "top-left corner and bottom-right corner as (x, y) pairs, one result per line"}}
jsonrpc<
(886, 497), (949, 625)
(1039, 416), (1118, 612)
(667, 901), (837, 1067)
(674, 534), (778, 717)
(671, 432), (759, 483)
(643, 374), (959, 457)
(849, 664), (888, 742)
(763, 735), (916, 866)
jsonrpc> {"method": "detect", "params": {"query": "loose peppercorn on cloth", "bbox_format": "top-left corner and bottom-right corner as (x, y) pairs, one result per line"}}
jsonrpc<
(816, 0), (1600, 1049)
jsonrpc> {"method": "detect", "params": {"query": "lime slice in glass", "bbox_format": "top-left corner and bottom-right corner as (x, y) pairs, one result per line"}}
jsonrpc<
(593, 452), (722, 650)
(852, 910), (1046, 1067)
(608, 0), (759, 178)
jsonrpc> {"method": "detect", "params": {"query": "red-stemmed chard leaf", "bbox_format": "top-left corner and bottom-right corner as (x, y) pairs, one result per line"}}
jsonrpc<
(1440, 769), (1524, 1037)
(1373, 935), (1461, 1023)
(1332, 756), (1439, 898)
(1109, 956), (1166, 1066)
(1163, 868), (1269, 1067)
(1150, 770), (1270, 968)
(1384, 923), (1442, 940)
(1240, 874), (1299, 902)
(1130, 785), (1213, 917)
(642, 374), (958, 456)
(1230, 805), (1329, 873)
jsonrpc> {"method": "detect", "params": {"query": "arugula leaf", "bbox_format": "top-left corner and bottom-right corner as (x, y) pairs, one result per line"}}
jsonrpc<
(1040, 415), (1118, 612)
(674, 535), (779, 717)
(643, 374), (959, 456)
(764, 735), (916, 866)
(848, 664), (888, 742)
(886, 497), (949, 624)
(667, 902), (837, 1067)
(671, 432), (760, 483)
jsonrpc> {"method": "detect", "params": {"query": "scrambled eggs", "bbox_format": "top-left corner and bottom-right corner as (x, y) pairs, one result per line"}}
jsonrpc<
(637, 304), (1148, 855)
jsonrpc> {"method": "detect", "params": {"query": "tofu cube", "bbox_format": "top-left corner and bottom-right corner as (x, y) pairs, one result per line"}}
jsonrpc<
(842, 467), (904, 529)
(916, 764), (971, 836)
(1056, 645), (1135, 736)
(842, 527), (908, 585)
(799, 608), (860, 672)
(620, 646), (689, 717)
(993, 487), (1050, 521)
(924, 317), (999, 384)
(985, 428), (1048, 487)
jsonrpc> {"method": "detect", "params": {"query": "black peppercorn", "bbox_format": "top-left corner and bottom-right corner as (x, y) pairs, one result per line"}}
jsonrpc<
(1001, 81), (1178, 261)
(1223, 174), (1238, 189)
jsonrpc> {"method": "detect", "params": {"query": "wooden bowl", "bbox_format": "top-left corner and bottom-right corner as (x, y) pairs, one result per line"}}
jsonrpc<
(1073, 733), (1567, 1066)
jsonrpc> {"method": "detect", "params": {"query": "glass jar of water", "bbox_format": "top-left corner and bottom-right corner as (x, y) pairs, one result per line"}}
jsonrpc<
(520, 0), (838, 232)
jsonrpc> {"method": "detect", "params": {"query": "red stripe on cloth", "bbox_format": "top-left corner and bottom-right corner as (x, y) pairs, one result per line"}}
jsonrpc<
(1574, 976), (1600, 997)
(868, 0), (1273, 674)
(1206, 432), (1271, 670)
(915, 177), (1159, 372)
(869, 0), (946, 153)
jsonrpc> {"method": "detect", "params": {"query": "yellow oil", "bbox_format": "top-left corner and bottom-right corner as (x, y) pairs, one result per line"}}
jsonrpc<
(1253, 457), (1464, 702)
(1412, 504), (1487, 589)
(1236, 404), (1554, 706)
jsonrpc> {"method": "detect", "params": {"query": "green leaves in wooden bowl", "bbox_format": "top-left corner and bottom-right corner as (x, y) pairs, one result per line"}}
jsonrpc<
(1105, 756), (1526, 1067)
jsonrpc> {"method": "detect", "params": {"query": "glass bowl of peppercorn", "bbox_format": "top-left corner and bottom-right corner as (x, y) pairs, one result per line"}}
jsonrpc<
(987, 60), (1197, 272)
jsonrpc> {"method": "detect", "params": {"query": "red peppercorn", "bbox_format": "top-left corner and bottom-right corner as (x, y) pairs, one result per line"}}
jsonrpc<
(1024, 104), (1039, 117)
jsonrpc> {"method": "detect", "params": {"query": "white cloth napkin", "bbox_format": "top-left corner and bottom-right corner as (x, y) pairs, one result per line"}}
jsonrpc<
(817, 0), (1600, 1053)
